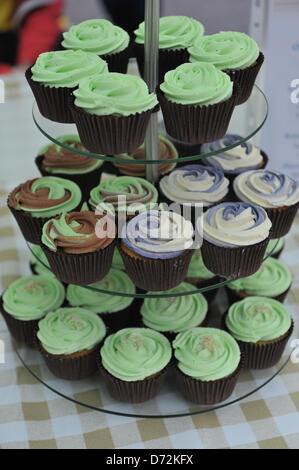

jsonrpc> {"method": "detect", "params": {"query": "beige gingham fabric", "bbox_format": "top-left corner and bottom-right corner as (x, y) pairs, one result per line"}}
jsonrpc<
(0, 185), (299, 449)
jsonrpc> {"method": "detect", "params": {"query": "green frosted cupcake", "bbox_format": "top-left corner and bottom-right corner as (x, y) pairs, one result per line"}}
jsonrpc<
(186, 249), (219, 302)
(26, 50), (108, 123)
(158, 62), (239, 144)
(71, 73), (158, 154)
(7, 176), (82, 244)
(134, 15), (205, 83)
(173, 327), (242, 404)
(89, 175), (158, 219)
(226, 257), (292, 304)
(37, 307), (106, 380)
(66, 268), (138, 331)
(265, 238), (284, 259)
(62, 19), (130, 73)
(30, 244), (54, 277)
(225, 297), (293, 368)
(99, 328), (172, 402)
(0, 275), (65, 346)
(36, 135), (104, 201)
(141, 282), (208, 339)
(188, 31), (264, 104)
(111, 247), (125, 270)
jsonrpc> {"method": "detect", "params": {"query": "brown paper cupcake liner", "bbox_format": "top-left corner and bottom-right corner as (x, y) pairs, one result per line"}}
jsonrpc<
(0, 297), (38, 347)
(101, 47), (130, 74)
(223, 314), (294, 369)
(41, 239), (116, 286)
(8, 204), (51, 245)
(118, 243), (193, 291)
(25, 67), (75, 123)
(134, 43), (189, 83)
(98, 360), (169, 403)
(157, 82), (240, 144)
(224, 52), (264, 105)
(174, 356), (243, 405)
(265, 203), (299, 239)
(201, 236), (269, 279)
(225, 283), (292, 305)
(35, 155), (103, 202)
(69, 96), (154, 155)
(37, 337), (102, 380)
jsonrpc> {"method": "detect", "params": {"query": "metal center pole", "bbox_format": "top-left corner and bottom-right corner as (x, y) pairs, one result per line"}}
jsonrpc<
(144, 0), (160, 184)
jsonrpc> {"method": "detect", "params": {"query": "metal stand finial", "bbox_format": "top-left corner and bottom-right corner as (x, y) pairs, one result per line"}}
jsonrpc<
(144, 0), (160, 184)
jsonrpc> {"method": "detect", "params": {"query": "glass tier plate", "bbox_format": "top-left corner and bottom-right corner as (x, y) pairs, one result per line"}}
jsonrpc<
(13, 287), (298, 418)
(28, 240), (280, 298)
(32, 85), (268, 164)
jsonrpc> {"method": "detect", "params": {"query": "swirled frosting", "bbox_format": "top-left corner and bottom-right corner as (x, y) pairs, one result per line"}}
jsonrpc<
(203, 202), (271, 247)
(160, 62), (233, 106)
(100, 328), (172, 381)
(187, 249), (215, 280)
(188, 31), (259, 70)
(141, 282), (208, 333)
(227, 256), (292, 297)
(266, 238), (284, 257)
(226, 296), (292, 342)
(73, 73), (158, 117)
(3, 275), (65, 321)
(31, 50), (108, 88)
(134, 16), (204, 50)
(173, 327), (241, 380)
(160, 164), (229, 207)
(8, 177), (82, 218)
(42, 210), (115, 254)
(37, 307), (106, 355)
(62, 19), (129, 55)
(233, 170), (299, 208)
(113, 135), (178, 177)
(121, 210), (194, 259)
(66, 268), (135, 313)
(201, 135), (264, 174)
(39, 135), (103, 175)
(112, 247), (125, 270)
(30, 244), (54, 277)
(89, 176), (158, 216)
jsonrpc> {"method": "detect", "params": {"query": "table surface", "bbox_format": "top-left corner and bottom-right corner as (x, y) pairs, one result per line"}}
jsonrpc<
(0, 72), (299, 450)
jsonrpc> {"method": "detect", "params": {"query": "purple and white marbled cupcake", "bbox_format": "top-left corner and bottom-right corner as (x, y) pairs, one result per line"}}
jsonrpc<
(201, 134), (268, 181)
(119, 210), (195, 290)
(159, 164), (229, 209)
(201, 202), (272, 278)
(233, 169), (299, 238)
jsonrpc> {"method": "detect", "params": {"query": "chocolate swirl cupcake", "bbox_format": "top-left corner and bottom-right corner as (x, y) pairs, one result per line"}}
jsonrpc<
(233, 170), (299, 238)
(36, 135), (104, 201)
(112, 135), (178, 177)
(89, 176), (158, 219)
(41, 210), (116, 285)
(7, 176), (82, 244)
(201, 202), (272, 278)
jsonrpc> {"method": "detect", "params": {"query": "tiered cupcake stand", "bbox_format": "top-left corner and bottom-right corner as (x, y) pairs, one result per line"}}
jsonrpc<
(13, 1), (297, 418)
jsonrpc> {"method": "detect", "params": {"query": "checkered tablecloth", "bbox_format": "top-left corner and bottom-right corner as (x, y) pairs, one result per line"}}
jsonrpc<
(0, 185), (299, 449)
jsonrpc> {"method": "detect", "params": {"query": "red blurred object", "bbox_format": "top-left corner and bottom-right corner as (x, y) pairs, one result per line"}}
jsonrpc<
(16, 0), (64, 65)
(0, 64), (13, 74)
